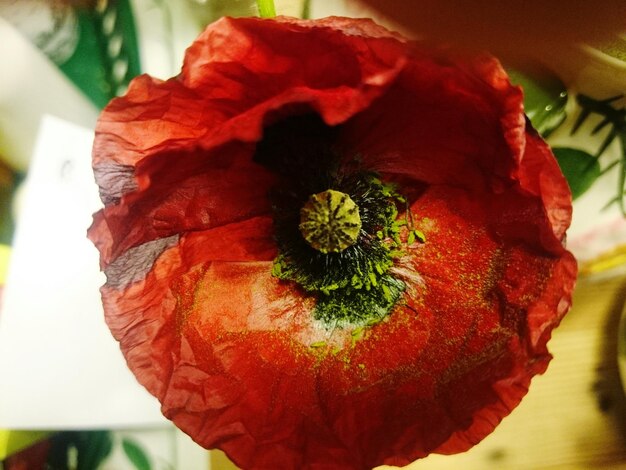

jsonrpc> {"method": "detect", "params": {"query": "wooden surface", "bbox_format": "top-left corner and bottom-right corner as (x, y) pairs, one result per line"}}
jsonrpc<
(211, 274), (626, 470)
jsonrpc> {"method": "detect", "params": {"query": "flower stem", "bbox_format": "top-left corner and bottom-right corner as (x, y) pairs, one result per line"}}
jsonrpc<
(301, 0), (311, 19)
(256, 0), (276, 18)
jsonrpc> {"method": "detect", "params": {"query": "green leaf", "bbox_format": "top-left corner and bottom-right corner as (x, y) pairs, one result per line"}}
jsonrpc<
(46, 431), (113, 470)
(122, 437), (152, 470)
(553, 147), (602, 199)
(506, 63), (568, 137)
(60, 0), (142, 109)
(76, 431), (113, 470)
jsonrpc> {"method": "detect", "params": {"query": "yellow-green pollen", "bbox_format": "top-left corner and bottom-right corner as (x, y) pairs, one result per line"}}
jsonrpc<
(299, 189), (361, 254)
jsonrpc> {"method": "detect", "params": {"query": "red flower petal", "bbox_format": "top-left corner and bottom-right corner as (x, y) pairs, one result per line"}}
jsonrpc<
(90, 141), (277, 265)
(341, 50), (523, 186)
(89, 16), (577, 469)
(89, 16), (408, 264)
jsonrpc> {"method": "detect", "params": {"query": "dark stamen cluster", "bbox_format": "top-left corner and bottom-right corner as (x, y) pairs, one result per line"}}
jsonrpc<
(254, 114), (419, 327)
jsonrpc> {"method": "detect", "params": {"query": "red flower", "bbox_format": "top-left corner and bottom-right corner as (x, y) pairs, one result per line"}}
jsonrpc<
(88, 16), (577, 469)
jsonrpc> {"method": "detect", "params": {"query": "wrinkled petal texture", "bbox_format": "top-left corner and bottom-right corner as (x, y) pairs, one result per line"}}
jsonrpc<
(88, 16), (577, 470)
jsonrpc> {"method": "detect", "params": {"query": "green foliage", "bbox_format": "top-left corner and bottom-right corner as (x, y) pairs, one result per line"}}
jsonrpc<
(552, 147), (602, 200)
(571, 94), (626, 212)
(47, 431), (113, 470)
(122, 438), (152, 470)
(507, 63), (568, 136)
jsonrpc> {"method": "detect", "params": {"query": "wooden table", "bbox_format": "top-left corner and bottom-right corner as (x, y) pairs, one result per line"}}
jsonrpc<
(211, 273), (626, 469)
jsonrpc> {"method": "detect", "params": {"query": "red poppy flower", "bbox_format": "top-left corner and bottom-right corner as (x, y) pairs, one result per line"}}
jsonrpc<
(88, 16), (577, 470)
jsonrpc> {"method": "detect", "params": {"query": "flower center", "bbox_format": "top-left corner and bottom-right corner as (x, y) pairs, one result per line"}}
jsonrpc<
(299, 190), (361, 254)
(254, 114), (424, 329)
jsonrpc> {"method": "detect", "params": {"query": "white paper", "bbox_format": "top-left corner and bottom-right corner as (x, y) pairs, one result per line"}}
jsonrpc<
(0, 16), (99, 171)
(0, 115), (167, 429)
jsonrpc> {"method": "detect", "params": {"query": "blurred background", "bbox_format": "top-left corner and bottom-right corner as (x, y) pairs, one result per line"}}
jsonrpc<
(0, 1), (624, 469)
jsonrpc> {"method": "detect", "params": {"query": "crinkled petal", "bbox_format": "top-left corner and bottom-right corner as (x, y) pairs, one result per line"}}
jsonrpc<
(89, 17), (409, 266)
(90, 142), (277, 265)
(89, 16), (578, 470)
(339, 48), (571, 255)
(341, 50), (523, 187)
(101, 185), (574, 468)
